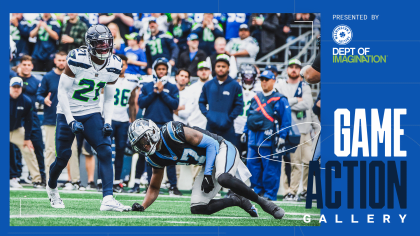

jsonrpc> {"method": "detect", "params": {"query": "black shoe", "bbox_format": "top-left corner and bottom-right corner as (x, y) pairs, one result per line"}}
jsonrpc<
(41, 179), (46, 188)
(113, 183), (124, 193)
(128, 185), (140, 193)
(258, 196), (285, 219)
(73, 181), (86, 191)
(96, 183), (103, 192)
(224, 189), (234, 198)
(229, 193), (259, 217)
(86, 181), (96, 190)
(298, 191), (307, 200)
(33, 182), (43, 188)
(168, 186), (182, 196)
(283, 193), (296, 201)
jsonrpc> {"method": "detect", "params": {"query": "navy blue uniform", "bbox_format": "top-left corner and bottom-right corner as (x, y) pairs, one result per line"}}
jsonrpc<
(199, 76), (244, 144)
(244, 91), (292, 200)
(191, 22), (224, 56)
(36, 70), (60, 125)
(146, 121), (224, 169)
(10, 93), (33, 179)
(145, 31), (179, 70)
(21, 75), (45, 180)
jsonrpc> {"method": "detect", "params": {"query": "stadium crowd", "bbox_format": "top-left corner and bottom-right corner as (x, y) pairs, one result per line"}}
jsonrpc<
(10, 13), (320, 201)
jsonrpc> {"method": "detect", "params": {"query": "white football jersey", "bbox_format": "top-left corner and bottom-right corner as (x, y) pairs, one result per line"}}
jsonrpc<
(57, 48), (122, 117)
(111, 74), (139, 122)
(234, 88), (257, 134)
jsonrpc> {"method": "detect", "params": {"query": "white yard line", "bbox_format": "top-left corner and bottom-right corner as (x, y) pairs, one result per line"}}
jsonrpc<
(165, 221), (196, 224)
(11, 197), (317, 207)
(10, 214), (319, 220)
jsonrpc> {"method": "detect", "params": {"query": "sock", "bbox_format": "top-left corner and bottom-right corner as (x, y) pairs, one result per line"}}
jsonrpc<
(103, 195), (113, 201)
(48, 158), (68, 189)
(97, 179), (102, 185)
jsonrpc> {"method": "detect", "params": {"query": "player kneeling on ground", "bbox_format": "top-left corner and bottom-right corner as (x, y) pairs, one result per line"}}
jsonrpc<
(46, 24), (131, 212)
(128, 119), (285, 219)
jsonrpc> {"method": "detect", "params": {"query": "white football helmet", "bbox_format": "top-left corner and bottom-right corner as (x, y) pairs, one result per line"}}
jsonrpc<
(128, 119), (161, 156)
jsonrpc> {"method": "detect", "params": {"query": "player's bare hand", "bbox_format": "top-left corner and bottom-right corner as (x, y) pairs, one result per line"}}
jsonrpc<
(23, 140), (34, 151)
(44, 92), (52, 107)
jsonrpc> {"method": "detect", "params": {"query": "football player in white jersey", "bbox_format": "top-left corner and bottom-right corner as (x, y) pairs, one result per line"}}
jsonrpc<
(46, 24), (131, 212)
(111, 54), (140, 193)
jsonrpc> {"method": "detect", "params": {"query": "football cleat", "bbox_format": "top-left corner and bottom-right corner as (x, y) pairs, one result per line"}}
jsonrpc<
(113, 183), (124, 193)
(33, 182), (44, 189)
(100, 196), (131, 212)
(46, 185), (65, 208)
(169, 186), (182, 196)
(258, 196), (285, 219)
(229, 193), (258, 217)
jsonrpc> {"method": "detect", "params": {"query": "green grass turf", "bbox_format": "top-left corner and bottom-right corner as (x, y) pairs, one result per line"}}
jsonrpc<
(10, 189), (321, 226)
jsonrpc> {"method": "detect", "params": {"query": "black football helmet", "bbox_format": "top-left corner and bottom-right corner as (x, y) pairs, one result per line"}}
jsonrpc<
(237, 64), (257, 90)
(85, 24), (114, 60)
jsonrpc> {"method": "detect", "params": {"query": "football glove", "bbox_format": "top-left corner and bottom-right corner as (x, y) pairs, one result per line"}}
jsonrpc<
(132, 202), (145, 212)
(201, 175), (214, 193)
(276, 137), (285, 153)
(103, 123), (113, 136)
(240, 133), (247, 143)
(69, 120), (84, 134)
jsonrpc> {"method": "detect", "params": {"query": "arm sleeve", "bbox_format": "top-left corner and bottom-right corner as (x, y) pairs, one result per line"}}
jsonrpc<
(276, 97), (292, 139)
(23, 102), (33, 140)
(198, 86), (208, 116)
(138, 85), (157, 109)
(196, 134), (220, 175)
(103, 83), (116, 124)
(160, 86), (179, 110)
(145, 44), (153, 69)
(168, 39), (179, 63)
(312, 53), (320, 72)
(291, 85), (312, 111)
(57, 73), (76, 124)
(228, 85), (244, 121)
(36, 76), (48, 104)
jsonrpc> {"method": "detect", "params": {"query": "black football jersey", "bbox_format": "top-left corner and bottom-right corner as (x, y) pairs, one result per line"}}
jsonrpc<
(146, 121), (224, 169)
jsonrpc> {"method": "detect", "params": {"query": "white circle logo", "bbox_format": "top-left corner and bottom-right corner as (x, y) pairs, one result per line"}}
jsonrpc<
(332, 25), (353, 45)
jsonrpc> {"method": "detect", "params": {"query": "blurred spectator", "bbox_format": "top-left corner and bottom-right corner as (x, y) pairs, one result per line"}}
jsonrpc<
(265, 64), (278, 78)
(187, 61), (211, 129)
(124, 33), (147, 76)
(275, 13), (293, 61)
(58, 13), (88, 53)
(177, 33), (207, 77)
(209, 37), (227, 77)
(168, 13), (192, 53)
(173, 69), (193, 124)
(138, 58), (181, 196)
(192, 13), (224, 55)
(138, 13), (170, 43)
(244, 70), (291, 201)
(110, 55), (140, 192)
(234, 64), (259, 156)
(17, 55), (46, 185)
(10, 13), (31, 66)
(199, 54), (243, 143)
(145, 18), (179, 75)
(9, 77), (42, 188)
(275, 59), (313, 201)
(108, 23), (125, 54)
(249, 13), (279, 59)
(36, 51), (81, 189)
(225, 13), (251, 40)
(29, 13), (61, 72)
(99, 13), (134, 44)
(226, 24), (259, 67)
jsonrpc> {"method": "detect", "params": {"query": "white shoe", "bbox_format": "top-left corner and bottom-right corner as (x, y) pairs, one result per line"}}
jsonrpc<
(10, 178), (23, 188)
(100, 196), (131, 212)
(140, 173), (148, 186)
(46, 185), (65, 208)
(63, 182), (75, 190)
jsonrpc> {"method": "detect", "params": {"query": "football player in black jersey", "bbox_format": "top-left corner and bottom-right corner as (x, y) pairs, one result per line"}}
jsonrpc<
(128, 119), (285, 219)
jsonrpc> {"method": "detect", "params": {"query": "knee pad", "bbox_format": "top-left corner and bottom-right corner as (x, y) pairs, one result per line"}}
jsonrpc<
(217, 173), (234, 188)
(190, 205), (210, 215)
